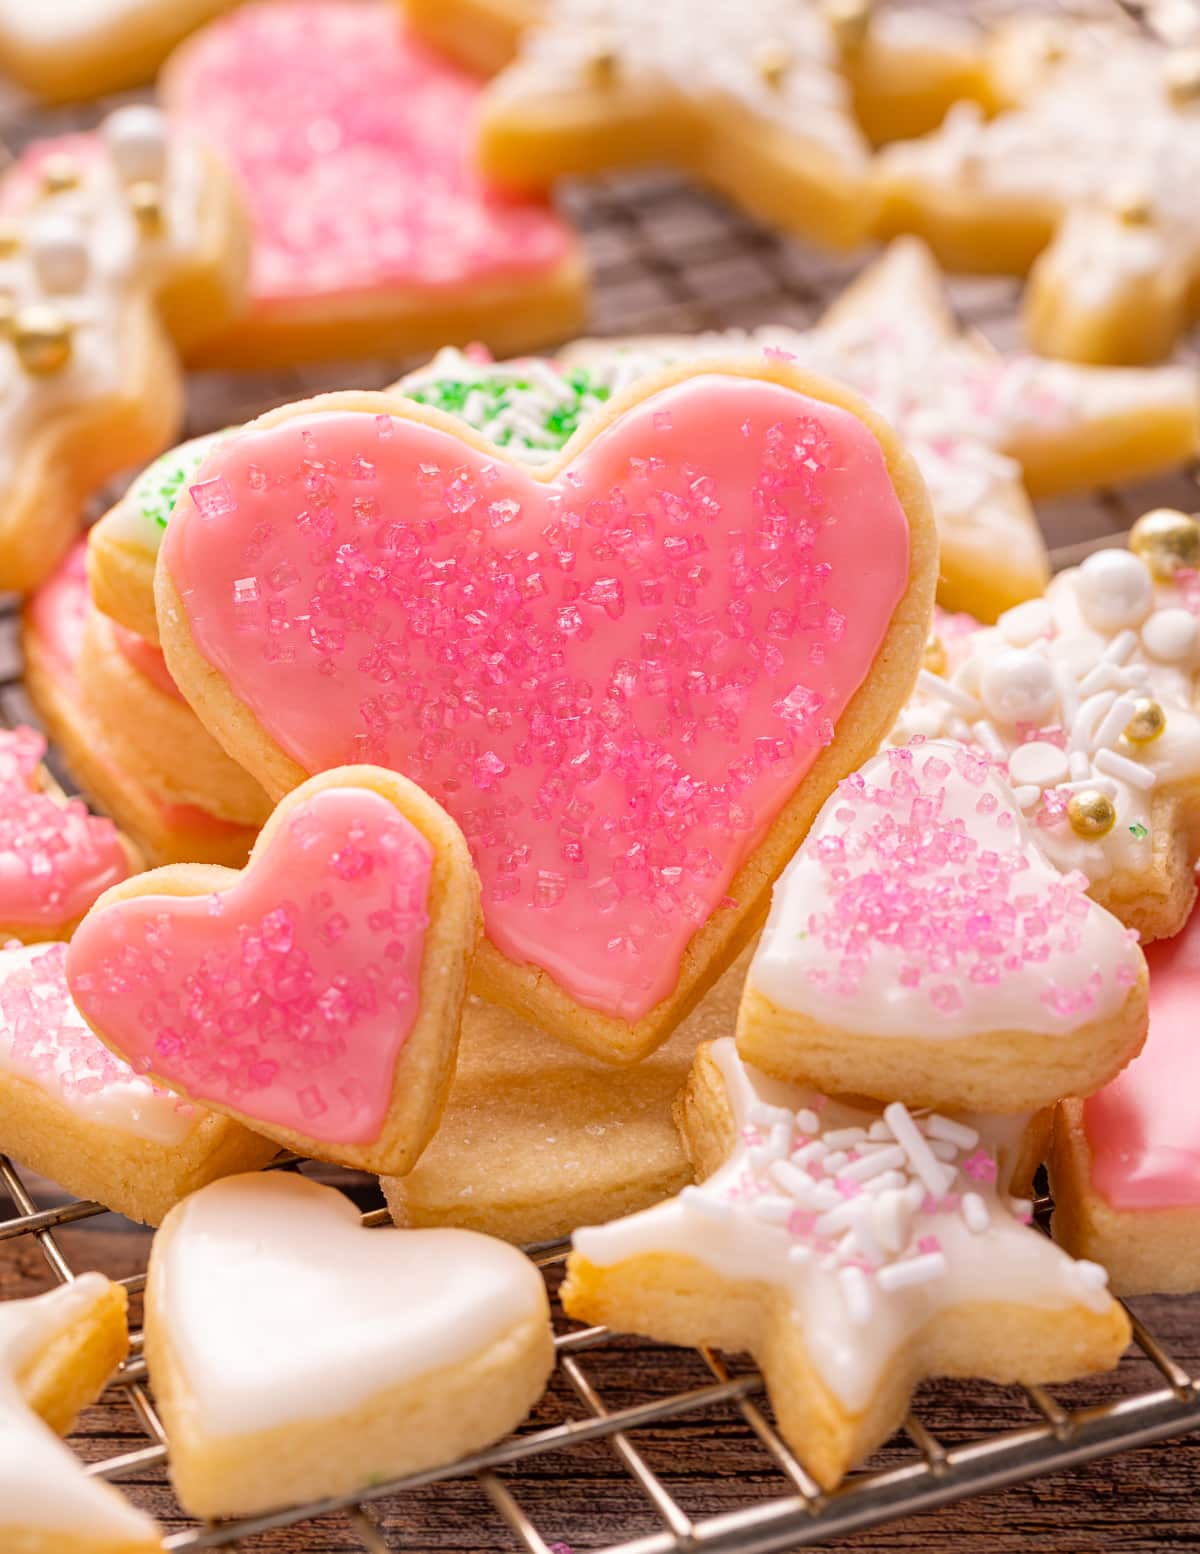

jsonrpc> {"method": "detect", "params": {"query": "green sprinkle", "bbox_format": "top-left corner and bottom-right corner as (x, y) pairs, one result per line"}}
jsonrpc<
(1129, 822), (1149, 839)
(131, 429), (231, 532)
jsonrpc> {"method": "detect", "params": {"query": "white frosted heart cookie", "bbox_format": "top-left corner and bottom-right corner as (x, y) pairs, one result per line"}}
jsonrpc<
(68, 767), (479, 1175)
(738, 739), (1148, 1113)
(563, 1038), (1130, 1490)
(0, 1274), (162, 1553)
(0, 940), (276, 1226)
(145, 1172), (554, 1517)
(892, 519), (1200, 942)
(0, 106), (248, 590)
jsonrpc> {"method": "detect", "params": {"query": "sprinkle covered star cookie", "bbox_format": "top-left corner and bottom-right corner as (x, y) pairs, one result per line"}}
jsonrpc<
(0, 105), (248, 590)
(563, 1038), (1130, 1490)
(0, 940), (276, 1225)
(0, 1274), (162, 1553)
(24, 544), (261, 869)
(878, 17), (1200, 363)
(737, 740), (1147, 1113)
(68, 767), (479, 1174)
(1052, 895), (1200, 1295)
(892, 521), (1200, 943)
(153, 363), (937, 1061)
(161, 0), (586, 368)
(403, 241), (1199, 622)
(145, 1172), (553, 1517)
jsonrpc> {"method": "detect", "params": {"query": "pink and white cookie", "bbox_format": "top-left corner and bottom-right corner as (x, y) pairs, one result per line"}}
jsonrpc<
(0, 940), (276, 1225)
(23, 543), (260, 868)
(145, 1171), (553, 1517)
(737, 739), (1148, 1113)
(0, 105), (249, 590)
(0, 723), (138, 943)
(153, 362), (937, 1062)
(563, 1038), (1130, 1490)
(161, 0), (586, 367)
(67, 767), (480, 1174)
(0, 1274), (161, 1554)
(1052, 894), (1200, 1294)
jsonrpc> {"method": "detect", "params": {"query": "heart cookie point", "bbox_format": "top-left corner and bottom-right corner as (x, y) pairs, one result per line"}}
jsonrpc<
(160, 367), (927, 1045)
(66, 773), (464, 1159)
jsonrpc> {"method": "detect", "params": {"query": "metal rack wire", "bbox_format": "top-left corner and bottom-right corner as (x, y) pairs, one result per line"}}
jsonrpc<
(3, 0), (1200, 1547)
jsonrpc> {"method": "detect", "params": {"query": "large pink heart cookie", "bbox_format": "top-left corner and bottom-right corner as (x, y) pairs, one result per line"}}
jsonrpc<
(160, 0), (586, 365)
(66, 767), (479, 1172)
(157, 363), (937, 1060)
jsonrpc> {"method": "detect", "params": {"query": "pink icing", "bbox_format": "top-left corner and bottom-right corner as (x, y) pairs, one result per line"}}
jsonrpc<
(27, 545), (248, 838)
(164, 0), (576, 310)
(1083, 901), (1200, 1211)
(163, 374), (913, 1020)
(111, 622), (186, 703)
(0, 723), (129, 929)
(67, 786), (434, 1144)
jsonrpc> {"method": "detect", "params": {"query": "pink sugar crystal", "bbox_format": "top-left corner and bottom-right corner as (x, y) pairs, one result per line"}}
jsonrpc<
(962, 1149), (997, 1183)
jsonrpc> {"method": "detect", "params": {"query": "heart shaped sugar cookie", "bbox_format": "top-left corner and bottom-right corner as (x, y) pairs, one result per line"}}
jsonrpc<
(66, 766), (479, 1172)
(156, 362), (936, 1061)
(145, 1171), (554, 1517)
(738, 738), (1149, 1112)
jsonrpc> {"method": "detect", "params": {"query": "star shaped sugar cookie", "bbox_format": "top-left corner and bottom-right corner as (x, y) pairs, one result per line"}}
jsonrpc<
(400, 240), (1199, 622)
(893, 515), (1200, 942)
(563, 1038), (1130, 1490)
(0, 1274), (162, 1552)
(469, 0), (989, 252)
(878, 16), (1200, 363)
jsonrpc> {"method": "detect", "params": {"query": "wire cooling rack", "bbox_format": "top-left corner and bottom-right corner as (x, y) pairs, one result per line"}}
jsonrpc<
(3, 0), (1200, 1548)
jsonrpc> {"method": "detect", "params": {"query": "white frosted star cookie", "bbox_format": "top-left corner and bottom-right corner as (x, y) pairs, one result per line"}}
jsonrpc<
(0, 1274), (162, 1553)
(563, 1038), (1130, 1490)
(737, 739), (1147, 1113)
(145, 1172), (554, 1517)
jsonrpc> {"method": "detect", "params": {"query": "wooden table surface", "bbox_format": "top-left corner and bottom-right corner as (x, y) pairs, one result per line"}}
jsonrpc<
(3, 7), (1200, 1548)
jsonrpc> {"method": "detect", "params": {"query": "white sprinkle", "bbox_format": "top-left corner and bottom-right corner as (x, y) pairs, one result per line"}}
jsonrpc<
(1070, 691), (1116, 753)
(1009, 1197), (1034, 1221)
(1078, 662), (1118, 697)
(823, 1127), (869, 1149)
(1075, 1260), (1111, 1291)
(813, 1200), (861, 1239)
(918, 668), (980, 715)
(1053, 661), (1079, 726)
(961, 1192), (990, 1233)
(972, 720), (1007, 759)
(926, 1138), (958, 1162)
(925, 1115), (980, 1151)
(1068, 749), (1090, 781)
(863, 1169), (907, 1196)
(768, 1159), (816, 1201)
(748, 1102), (793, 1129)
(1094, 748), (1157, 790)
(795, 1108), (821, 1135)
(680, 1186), (732, 1221)
(1091, 695), (1137, 754)
(811, 1180), (843, 1212)
(791, 1140), (827, 1169)
(787, 1243), (813, 1267)
(1008, 740), (1070, 790)
(1060, 776), (1119, 796)
(872, 1190), (912, 1254)
(767, 1121), (792, 1161)
(877, 1251), (948, 1291)
(838, 1264), (874, 1325)
(822, 1150), (850, 1175)
(868, 1120), (893, 1141)
(848, 1204), (884, 1266)
(840, 1144), (907, 1182)
(1013, 784), (1041, 809)
(747, 1195), (795, 1225)
(1106, 629), (1137, 665)
(884, 1102), (956, 1197)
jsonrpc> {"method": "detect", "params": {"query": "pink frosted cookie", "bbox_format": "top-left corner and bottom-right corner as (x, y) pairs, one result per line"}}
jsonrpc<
(22, 543), (260, 869)
(68, 767), (480, 1173)
(0, 724), (137, 942)
(160, 0), (586, 367)
(0, 105), (249, 591)
(737, 739), (1148, 1113)
(153, 363), (937, 1061)
(1052, 895), (1200, 1293)
(0, 940), (275, 1225)
(563, 1038), (1130, 1490)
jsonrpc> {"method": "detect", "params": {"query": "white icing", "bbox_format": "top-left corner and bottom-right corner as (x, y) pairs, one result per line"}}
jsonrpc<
(751, 740), (1141, 1038)
(574, 1040), (1115, 1412)
(0, 1274), (158, 1540)
(891, 547), (1200, 883)
(0, 105), (209, 492)
(154, 1172), (549, 1436)
(102, 428), (231, 556)
(0, 941), (199, 1145)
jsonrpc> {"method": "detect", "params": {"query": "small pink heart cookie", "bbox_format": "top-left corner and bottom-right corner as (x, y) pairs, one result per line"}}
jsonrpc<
(160, 0), (586, 366)
(155, 362), (937, 1060)
(738, 738), (1149, 1112)
(67, 767), (480, 1172)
